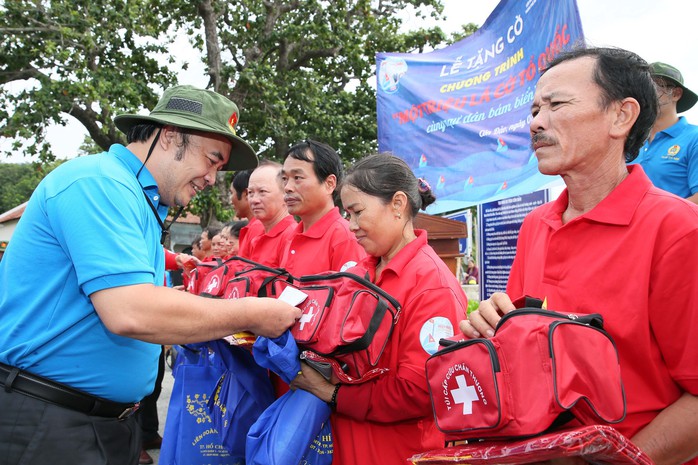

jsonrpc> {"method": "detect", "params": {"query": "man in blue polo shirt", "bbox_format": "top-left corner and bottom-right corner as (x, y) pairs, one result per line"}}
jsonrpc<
(634, 62), (698, 204)
(0, 85), (301, 465)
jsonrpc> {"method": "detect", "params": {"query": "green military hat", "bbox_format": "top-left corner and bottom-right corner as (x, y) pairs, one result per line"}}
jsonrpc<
(115, 85), (258, 170)
(650, 62), (698, 113)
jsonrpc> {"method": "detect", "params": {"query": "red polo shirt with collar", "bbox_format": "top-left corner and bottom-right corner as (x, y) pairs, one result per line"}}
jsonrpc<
(280, 207), (365, 276)
(331, 230), (468, 465)
(507, 165), (698, 444)
(273, 207), (365, 397)
(238, 214), (297, 267)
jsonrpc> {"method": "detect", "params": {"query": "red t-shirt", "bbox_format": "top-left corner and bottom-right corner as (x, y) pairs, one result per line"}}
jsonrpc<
(237, 218), (265, 256)
(272, 208), (366, 397)
(237, 215), (296, 267)
(507, 165), (698, 449)
(279, 207), (365, 276)
(332, 230), (468, 464)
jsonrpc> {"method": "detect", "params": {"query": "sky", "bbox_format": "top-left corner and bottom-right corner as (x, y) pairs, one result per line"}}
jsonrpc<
(2, 0), (697, 163)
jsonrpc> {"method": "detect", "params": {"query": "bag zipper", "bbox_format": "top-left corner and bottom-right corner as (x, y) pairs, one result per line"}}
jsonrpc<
(435, 338), (500, 372)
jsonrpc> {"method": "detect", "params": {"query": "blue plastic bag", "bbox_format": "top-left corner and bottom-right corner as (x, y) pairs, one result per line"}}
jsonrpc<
(300, 420), (333, 465)
(205, 340), (275, 458)
(246, 389), (331, 465)
(160, 344), (235, 465)
(246, 332), (333, 465)
(251, 330), (301, 383)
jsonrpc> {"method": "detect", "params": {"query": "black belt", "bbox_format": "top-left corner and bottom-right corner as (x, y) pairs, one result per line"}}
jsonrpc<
(0, 362), (140, 420)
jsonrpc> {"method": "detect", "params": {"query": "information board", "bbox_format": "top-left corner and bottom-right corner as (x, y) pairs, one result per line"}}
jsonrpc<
(478, 190), (548, 299)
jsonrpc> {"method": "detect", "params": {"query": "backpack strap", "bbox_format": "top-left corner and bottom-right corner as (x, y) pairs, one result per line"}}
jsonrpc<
(299, 271), (401, 313)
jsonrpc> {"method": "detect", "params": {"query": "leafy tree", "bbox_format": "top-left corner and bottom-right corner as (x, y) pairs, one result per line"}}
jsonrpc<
(170, 0), (462, 161)
(187, 171), (236, 227)
(0, 161), (64, 213)
(0, 0), (177, 163)
(1, 0), (477, 225)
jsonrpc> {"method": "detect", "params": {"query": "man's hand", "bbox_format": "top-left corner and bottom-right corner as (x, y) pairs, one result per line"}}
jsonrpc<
(290, 361), (337, 402)
(175, 253), (201, 269)
(92, 285), (300, 344)
(243, 297), (302, 338)
(460, 292), (516, 338)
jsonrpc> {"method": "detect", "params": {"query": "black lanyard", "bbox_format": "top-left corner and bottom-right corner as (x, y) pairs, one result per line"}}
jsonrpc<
(136, 128), (185, 245)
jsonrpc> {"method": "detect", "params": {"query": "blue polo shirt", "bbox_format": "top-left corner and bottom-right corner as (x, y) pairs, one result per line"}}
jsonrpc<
(0, 144), (166, 402)
(633, 116), (698, 198)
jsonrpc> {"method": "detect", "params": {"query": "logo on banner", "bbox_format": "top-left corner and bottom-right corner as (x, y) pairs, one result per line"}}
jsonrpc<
(378, 57), (408, 93)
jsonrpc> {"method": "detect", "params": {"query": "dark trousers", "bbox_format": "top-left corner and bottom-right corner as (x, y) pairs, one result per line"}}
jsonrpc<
(0, 389), (141, 465)
(136, 345), (165, 443)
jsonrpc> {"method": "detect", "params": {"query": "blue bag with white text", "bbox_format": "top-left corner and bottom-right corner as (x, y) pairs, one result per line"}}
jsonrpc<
(160, 344), (234, 465)
(206, 340), (275, 458)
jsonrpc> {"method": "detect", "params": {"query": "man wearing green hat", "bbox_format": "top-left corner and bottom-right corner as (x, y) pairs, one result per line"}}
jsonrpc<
(634, 62), (698, 204)
(0, 85), (301, 464)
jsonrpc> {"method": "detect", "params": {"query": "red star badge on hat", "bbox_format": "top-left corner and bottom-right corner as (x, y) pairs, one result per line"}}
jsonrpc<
(228, 112), (238, 132)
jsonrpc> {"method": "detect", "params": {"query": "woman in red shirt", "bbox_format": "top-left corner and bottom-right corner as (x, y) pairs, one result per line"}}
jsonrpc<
(291, 153), (468, 464)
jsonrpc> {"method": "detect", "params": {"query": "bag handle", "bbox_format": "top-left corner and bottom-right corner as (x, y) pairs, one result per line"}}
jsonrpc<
(299, 271), (401, 314)
(498, 308), (605, 331)
(256, 272), (295, 298)
(220, 256), (295, 298)
(571, 313), (604, 329)
(224, 256), (297, 280)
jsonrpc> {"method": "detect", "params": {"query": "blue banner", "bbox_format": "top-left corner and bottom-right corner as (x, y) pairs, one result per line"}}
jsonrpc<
(376, 0), (583, 214)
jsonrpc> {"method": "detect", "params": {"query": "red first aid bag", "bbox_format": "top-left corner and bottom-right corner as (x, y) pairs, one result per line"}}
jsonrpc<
(198, 260), (236, 297)
(222, 258), (293, 300)
(186, 258), (225, 295)
(189, 256), (292, 299)
(426, 304), (626, 442)
(289, 271), (401, 383)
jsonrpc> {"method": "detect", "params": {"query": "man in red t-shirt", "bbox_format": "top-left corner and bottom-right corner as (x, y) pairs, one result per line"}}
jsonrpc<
(238, 160), (296, 267)
(279, 139), (365, 276)
(274, 140), (365, 397)
(463, 48), (698, 465)
(230, 169), (265, 253)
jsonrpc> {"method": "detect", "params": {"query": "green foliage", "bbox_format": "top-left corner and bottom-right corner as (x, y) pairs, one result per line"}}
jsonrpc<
(185, 174), (235, 228)
(163, 0), (468, 162)
(0, 160), (64, 212)
(0, 0), (177, 163)
(467, 299), (480, 315)
(1, 0), (480, 224)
